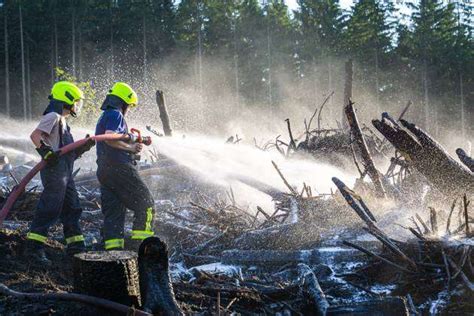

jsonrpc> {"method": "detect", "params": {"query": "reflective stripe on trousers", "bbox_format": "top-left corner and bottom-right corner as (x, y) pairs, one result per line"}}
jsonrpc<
(66, 235), (85, 244)
(104, 238), (124, 250)
(27, 232), (48, 243)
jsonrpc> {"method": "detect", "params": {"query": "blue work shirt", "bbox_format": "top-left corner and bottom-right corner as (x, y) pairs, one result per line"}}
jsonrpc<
(95, 109), (132, 164)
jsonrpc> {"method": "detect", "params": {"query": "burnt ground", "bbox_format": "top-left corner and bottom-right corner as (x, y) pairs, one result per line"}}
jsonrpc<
(0, 229), (85, 315)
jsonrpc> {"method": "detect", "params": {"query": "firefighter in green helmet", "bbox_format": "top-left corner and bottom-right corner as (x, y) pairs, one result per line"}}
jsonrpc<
(27, 81), (95, 265)
(95, 82), (156, 251)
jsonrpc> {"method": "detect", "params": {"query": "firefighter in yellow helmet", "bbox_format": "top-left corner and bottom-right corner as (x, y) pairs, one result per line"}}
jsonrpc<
(27, 81), (95, 265)
(95, 82), (155, 251)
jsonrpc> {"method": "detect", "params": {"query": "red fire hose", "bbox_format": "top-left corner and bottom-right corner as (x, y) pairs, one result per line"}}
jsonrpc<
(0, 132), (150, 225)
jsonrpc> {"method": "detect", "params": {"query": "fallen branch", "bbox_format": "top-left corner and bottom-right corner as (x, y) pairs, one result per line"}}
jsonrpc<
(342, 241), (414, 274)
(297, 263), (329, 316)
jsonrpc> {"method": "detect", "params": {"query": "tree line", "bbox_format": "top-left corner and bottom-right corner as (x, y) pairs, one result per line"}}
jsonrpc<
(0, 0), (472, 138)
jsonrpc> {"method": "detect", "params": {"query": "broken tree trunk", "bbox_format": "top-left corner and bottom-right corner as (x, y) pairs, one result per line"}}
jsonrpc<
(297, 263), (329, 316)
(156, 90), (172, 136)
(341, 59), (353, 131)
(138, 237), (183, 315)
(345, 100), (386, 198)
(372, 113), (473, 197)
(456, 148), (474, 172)
(73, 251), (141, 307)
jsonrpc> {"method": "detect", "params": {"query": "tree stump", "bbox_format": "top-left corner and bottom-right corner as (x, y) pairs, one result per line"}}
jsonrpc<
(138, 237), (183, 315)
(73, 251), (141, 308)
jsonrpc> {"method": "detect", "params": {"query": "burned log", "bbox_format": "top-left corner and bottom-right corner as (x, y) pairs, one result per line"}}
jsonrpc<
(327, 297), (410, 316)
(334, 177), (418, 270)
(138, 237), (183, 315)
(156, 90), (172, 136)
(345, 100), (386, 198)
(73, 251), (141, 307)
(297, 263), (329, 316)
(457, 148), (474, 172)
(372, 113), (473, 197)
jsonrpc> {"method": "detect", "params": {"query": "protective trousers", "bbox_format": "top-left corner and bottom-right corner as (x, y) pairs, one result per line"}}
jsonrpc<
(28, 157), (85, 250)
(97, 162), (155, 250)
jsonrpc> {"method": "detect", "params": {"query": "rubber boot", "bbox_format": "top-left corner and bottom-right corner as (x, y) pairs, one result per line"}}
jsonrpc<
(25, 240), (52, 267)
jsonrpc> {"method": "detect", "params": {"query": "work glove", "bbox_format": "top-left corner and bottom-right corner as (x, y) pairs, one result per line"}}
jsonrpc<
(75, 134), (96, 158)
(36, 142), (60, 165)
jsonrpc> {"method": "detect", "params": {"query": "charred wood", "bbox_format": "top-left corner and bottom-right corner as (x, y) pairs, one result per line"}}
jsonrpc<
(345, 101), (386, 198)
(297, 263), (329, 316)
(372, 113), (473, 197)
(156, 90), (172, 136)
(73, 251), (141, 307)
(457, 148), (474, 172)
(138, 237), (183, 315)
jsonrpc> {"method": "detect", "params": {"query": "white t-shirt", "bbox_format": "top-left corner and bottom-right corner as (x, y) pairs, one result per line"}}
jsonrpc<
(36, 112), (67, 151)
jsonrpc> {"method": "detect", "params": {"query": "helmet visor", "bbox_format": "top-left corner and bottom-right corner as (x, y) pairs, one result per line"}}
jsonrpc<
(73, 99), (84, 115)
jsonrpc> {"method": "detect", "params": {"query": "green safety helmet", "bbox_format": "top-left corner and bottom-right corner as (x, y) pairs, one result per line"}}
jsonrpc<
(108, 82), (138, 107)
(51, 81), (84, 106)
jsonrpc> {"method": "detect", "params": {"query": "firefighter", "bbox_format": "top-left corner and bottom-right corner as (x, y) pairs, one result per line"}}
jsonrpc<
(27, 81), (95, 265)
(95, 82), (155, 251)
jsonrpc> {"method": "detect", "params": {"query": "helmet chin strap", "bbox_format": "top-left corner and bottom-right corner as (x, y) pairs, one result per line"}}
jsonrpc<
(122, 104), (129, 115)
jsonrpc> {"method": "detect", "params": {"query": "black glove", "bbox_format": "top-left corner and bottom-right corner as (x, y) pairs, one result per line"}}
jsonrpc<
(36, 142), (60, 165)
(75, 134), (96, 158)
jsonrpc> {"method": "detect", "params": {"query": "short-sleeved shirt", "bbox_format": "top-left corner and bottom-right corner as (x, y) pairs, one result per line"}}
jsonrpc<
(36, 112), (67, 151)
(95, 109), (132, 164)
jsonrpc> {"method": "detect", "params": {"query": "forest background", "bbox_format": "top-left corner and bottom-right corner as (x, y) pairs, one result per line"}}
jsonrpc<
(0, 0), (472, 141)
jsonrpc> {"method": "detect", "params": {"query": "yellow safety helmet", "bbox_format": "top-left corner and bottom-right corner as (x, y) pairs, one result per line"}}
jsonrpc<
(51, 81), (84, 105)
(108, 82), (138, 107)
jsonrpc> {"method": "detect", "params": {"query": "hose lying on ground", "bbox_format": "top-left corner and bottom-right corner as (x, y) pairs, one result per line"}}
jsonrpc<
(0, 283), (152, 316)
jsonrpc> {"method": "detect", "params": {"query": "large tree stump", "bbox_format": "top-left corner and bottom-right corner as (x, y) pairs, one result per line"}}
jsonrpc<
(73, 251), (141, 308)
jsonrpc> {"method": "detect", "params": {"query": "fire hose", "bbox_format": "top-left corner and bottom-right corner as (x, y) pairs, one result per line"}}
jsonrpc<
(0, 130), (152, 225)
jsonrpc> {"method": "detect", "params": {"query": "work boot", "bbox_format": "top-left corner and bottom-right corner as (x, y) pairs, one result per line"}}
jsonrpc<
(25, 240), (52, 267)
(125, 238), (143, 252)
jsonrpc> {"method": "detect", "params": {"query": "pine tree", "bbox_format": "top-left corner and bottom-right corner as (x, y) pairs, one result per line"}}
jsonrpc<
(405, 0), (459, 130)
(344, 0), (396, 106)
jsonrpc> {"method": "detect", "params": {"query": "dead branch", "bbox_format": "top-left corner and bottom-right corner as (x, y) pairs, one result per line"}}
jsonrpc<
(271, 161), (298, 196)
(342, 241), (414, 273)
(345, 100), (386, 198)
